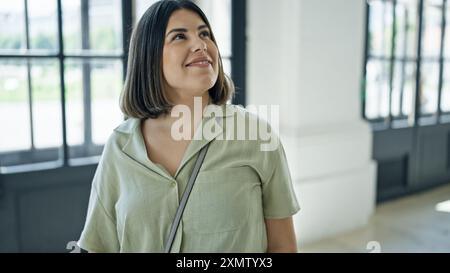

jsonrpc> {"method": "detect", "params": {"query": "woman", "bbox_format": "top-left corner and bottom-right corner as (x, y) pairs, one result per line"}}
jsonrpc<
(78, 0), (300, 253)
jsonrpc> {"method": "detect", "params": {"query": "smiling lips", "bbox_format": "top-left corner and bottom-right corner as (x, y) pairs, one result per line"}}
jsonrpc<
(186, 56), (212, 68)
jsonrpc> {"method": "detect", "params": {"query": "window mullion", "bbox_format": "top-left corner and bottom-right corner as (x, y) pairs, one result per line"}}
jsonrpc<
(23, 0), (30, 49)
(81, 0), (92, 153)
(437, 0), (447, 120)
(399, 8), (409, 117)
(363, 0), (370, 119)
(388, 0), (398, 127)
(378, 2), (388, 119)
(413, 0), (425, 126)
(24, 0), (35, 150)
(121, 0), (133, 80)
(56, 0), (69, 166)
(231, 0), (246, 106)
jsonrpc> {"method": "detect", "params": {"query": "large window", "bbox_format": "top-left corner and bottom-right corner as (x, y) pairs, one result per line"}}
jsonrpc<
(364, 0), (450, 128)
(0, 0), (131, 171)
(0, 0), (245, 172)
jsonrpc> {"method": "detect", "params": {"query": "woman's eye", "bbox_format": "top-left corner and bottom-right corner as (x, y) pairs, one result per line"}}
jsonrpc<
(200, 31), (210, 38)
(173, 33), (186, 40)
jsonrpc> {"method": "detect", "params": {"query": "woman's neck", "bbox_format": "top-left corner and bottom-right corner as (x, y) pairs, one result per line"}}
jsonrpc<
(145, 92), (211, 136)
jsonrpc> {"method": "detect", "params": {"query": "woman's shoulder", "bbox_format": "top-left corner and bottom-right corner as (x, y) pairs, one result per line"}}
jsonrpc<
(225, 104), (273, 127)
(113, 117), (140, 135)
(223, 104), (281, 152)
(100, 118), (140, 153)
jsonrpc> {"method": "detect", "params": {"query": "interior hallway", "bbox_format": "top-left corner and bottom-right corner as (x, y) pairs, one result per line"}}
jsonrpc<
(300, 184), (450, 253)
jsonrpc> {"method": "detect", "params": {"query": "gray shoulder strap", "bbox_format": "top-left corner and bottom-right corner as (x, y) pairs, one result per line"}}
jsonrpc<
(164, 116), (220, 253)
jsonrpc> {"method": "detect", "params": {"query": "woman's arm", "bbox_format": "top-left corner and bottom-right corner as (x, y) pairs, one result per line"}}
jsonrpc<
(265, 216), (298, 253)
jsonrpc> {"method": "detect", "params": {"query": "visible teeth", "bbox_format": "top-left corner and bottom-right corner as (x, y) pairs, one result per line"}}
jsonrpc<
(192, 61), (209, 65)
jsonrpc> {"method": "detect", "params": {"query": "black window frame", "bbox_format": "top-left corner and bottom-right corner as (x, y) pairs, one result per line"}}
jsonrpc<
(231, 0), (246, 107)
(363, 0), (450, 130)
(0, 0), (246, 173)
(0, 0), (133, 172)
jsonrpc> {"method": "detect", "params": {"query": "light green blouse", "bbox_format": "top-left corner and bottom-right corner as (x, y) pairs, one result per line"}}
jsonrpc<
(77, 104), (300, 253)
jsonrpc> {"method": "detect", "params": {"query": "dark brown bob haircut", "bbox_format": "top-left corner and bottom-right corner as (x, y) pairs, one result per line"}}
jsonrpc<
(120, 0), (234, 119)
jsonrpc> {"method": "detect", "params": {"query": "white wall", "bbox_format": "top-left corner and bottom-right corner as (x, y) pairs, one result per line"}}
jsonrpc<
(248, 0), (377, 246)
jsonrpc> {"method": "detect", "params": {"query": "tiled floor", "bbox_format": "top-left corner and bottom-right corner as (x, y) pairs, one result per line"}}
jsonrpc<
(300, 183), (450, 253)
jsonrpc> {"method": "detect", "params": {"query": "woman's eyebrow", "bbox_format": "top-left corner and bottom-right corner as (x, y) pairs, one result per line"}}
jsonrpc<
(166, 24), (209, 37)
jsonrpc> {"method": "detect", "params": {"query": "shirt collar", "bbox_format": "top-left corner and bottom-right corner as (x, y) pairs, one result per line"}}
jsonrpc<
(114, 104), (234, 180)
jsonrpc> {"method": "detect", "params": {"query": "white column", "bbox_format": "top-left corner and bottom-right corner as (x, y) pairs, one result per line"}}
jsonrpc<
(248, 0), (377, 245)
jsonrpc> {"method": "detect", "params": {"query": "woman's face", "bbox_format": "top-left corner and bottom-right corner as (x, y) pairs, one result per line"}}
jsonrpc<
(162, 9), (219, 100)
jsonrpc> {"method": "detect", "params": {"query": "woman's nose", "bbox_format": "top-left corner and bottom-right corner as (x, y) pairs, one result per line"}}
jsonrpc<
(191, 38), (207, 53)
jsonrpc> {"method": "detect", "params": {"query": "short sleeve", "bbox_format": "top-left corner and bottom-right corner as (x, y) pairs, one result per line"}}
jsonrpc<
(261, 141), (301, 219)
(77, 136), (120, 253)
(77, 185), (120, 252)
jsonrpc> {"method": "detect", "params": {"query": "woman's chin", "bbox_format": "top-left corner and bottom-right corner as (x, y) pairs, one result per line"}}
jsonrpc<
(186, 80), (216, 91)
(188, 88), (213, 97)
